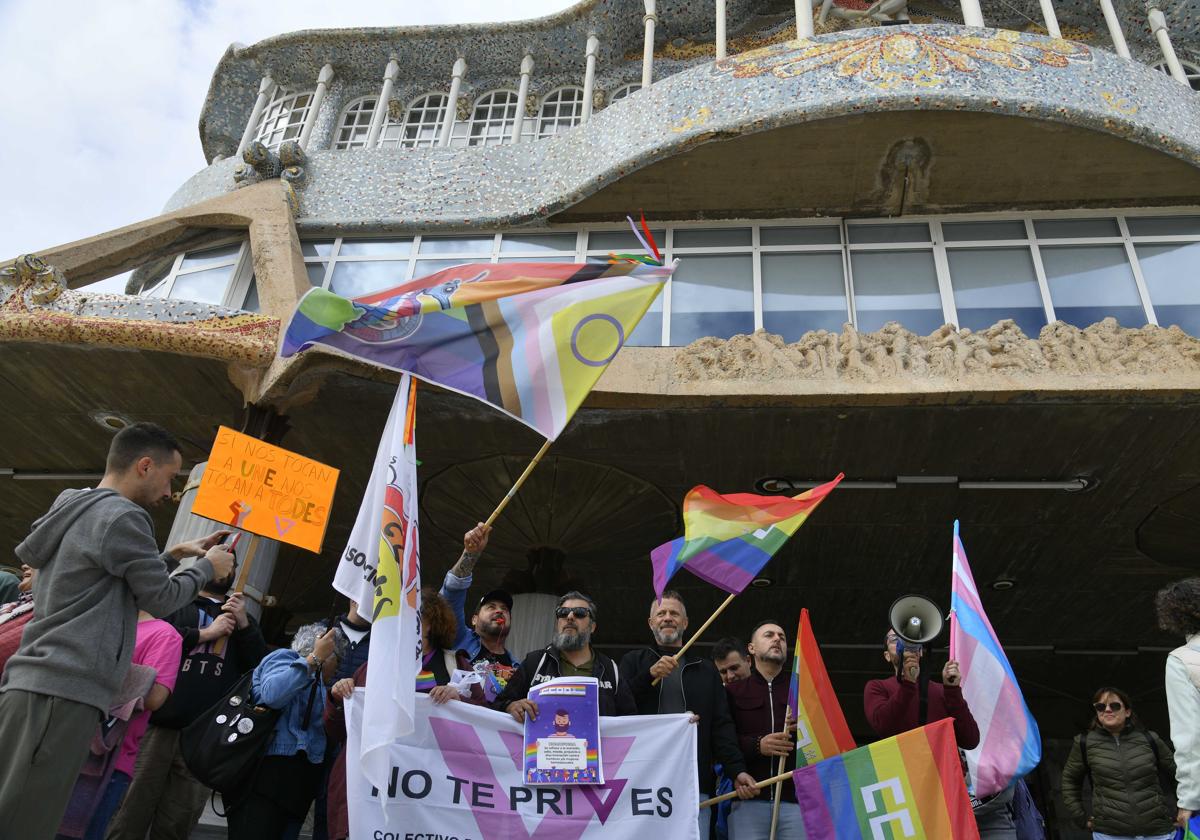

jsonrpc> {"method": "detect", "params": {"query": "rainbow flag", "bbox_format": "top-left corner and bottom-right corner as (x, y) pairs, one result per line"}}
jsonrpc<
(793, 718), (980, 840)
(951, 521), (1041, 797)
(281, 261), (673, 440)
(789, 609), (856, 767)
(1180, 813), (1200, 839)
(651, 475), (843, 599)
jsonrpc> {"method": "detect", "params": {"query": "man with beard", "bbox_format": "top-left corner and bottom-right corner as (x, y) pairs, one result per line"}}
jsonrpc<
(439, 523), (518, 701)
(620, 593), (757, 839)
(494, 591), (636, 719)
(725, 620), (804, 840)
(712, 637), (752, 686)
(107, 556), (269, 840)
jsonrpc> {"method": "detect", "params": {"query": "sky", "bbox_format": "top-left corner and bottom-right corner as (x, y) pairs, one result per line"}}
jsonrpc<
(0, 0), (572, 290)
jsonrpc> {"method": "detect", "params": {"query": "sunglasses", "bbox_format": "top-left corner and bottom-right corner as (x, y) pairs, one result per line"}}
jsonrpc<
(555, 607), (591, 620)
(1094, 702), (1125, 713)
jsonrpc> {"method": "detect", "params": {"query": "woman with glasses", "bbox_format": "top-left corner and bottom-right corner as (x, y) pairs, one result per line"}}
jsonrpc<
(1060, 686), (1176, 839)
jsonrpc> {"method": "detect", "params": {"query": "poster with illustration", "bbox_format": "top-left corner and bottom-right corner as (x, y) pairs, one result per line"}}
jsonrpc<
(523, 677), (603, 785)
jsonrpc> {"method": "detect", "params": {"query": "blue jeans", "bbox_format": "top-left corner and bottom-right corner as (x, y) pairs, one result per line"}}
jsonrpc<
(728, 799), (807, 840)
(83, 771), (131, 840)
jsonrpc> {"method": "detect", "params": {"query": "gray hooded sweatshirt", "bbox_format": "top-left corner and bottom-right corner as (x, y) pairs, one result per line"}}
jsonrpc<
(4, 488), (214, 714)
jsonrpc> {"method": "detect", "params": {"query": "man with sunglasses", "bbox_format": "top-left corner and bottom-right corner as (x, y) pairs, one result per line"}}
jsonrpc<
(493, 591), (636, 720)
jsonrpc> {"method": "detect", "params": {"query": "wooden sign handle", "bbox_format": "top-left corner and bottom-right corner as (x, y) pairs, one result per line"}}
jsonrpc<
(212, 534), (259, 657)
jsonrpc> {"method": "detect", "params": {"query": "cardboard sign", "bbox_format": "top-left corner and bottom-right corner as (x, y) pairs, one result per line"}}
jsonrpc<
(193, 426), (339, 553)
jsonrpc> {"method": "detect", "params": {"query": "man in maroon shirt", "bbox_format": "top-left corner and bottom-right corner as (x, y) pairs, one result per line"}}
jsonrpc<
(863, 628), (980, 749)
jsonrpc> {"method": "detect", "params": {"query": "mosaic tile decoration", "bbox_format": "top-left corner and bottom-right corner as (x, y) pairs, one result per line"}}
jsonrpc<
(170, 24), (1200, 232)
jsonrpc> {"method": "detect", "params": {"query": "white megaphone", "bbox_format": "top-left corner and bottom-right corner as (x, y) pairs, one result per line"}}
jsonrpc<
(888, 594), (944, 656)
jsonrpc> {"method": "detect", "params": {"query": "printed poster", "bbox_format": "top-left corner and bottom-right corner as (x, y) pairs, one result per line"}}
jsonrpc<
(523, 676), (602, 785)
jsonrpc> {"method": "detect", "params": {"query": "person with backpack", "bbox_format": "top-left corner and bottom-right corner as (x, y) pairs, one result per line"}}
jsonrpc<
(1060, 686), (1176, 839)
(1158, 577), (1200, 830)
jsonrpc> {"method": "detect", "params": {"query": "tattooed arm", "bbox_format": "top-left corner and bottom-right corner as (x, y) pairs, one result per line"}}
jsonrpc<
(448, 522), (491, 578)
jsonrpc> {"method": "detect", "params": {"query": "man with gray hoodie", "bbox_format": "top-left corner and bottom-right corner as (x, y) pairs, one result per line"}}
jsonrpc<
(0, 422), (234, 839)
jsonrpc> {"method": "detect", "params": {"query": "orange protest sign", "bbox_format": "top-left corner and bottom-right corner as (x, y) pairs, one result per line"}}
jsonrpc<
(193, 426), (340, 553)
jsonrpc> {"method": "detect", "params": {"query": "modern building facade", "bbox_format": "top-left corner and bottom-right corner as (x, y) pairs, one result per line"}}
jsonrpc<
(4, 1), (1200, 833)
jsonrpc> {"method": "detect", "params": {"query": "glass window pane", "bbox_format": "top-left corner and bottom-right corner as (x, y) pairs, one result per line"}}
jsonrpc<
(586, 229), (666, 253)
(1033, 218), (1120, 239)
(412, 259), (488, 280)
(761, 253), (847, 340)
(1135, 242), (1200, 335)
(496, 257), (572, 264)
(850, 250), (943, 334)
(947, 248), (1047, 337)
(759, 226), (841, 246)
(305, 263), (328, 287)
(499, 233), (577, 253)
(338, 239), (412, 257)
(1040, 245), (1146, 328)
(672, 228), (752, 248)
(329, 261), (409, 297)
(419, 236), (494, 255)
(942, 221), (1027, 242)
(626, 293), (663, 347)
(669, 255), (754, 346)
(847, 223), (930, 244)
(179, 244), (241, 270)
(1126, 216), (1200, 237)
(168, 264), (234, 305)
(301, 240), (335, 257)
(242, 279), (260, 313)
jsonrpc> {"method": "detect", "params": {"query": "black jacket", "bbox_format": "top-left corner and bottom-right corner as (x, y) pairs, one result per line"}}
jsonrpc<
(620, 645), (747, 794)
(149, 594), (270, 729)
(493, 645), (637, 717)
(726, 665), (798, 803)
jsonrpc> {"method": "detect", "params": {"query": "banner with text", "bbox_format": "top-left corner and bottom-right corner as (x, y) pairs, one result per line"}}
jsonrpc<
(345, 692), (699, 840)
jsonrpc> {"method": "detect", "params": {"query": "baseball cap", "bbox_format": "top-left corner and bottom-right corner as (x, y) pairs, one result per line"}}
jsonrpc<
(475, 589), (514, 613)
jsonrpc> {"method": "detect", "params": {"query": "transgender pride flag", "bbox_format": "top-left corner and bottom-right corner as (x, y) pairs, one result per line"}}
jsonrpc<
(950, 521), (1042, 797)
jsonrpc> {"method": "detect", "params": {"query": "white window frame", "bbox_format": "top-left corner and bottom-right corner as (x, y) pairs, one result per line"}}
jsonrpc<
(466, 90), (520, 147)
(536, 87), (585, 139)
(332, 96), (378, 150)
(1153, 59), (1200, 90)
(254, 88), (315, 151)
(609, 83), (642, 103)
(392, 93), (449, 149)
(143, 238), (254, 309)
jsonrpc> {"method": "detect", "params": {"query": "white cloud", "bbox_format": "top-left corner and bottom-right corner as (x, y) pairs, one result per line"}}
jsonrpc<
(0, 0), (572, 291)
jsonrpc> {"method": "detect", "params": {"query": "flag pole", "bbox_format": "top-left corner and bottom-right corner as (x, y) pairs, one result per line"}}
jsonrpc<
(651, 591), (738, 686)
(484, 438), (553, 527)
(949, 520), (959, 662)
(213, 533), (257, 657)
(700, 768), (795, 808)
(768, 707), (791, 840)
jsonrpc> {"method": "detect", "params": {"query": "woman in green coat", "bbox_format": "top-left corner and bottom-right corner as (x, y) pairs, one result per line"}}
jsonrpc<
(1060, 686), (1177, 839)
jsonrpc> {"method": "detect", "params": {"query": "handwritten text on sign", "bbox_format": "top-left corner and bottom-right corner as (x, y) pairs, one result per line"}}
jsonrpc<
(193, 426), (340, 553)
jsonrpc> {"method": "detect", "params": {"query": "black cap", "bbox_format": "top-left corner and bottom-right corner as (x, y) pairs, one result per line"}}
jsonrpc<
(475, 589), (514, 613)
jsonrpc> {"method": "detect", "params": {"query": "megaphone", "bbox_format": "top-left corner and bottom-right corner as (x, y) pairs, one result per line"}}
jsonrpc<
(889, 594), (944, 654)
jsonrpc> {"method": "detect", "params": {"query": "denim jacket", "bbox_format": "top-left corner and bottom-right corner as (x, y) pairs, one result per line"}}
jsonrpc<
(253, 648), (327, 764)
(439, 571), (515, 662)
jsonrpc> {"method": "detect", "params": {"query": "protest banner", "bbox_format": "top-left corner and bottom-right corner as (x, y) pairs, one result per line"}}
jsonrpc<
(192, 425), (339, 553)
(345, 692), (699, 840)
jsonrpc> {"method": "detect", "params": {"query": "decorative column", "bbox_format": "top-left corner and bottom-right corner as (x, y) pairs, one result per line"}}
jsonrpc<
(237, 72), (275, 156)
(716, 0), (727, 59)
(512, 52), (535, 143)
(367, 58), (401, 146)
(1148, 0), (1190, 84)
(795, 0), (815, 38)
(581, 34), (600, 122)
(1098, 0), (1132, 58)
(439, 57), (468, 147)
(297, 63), (334, 150)
(1038, 0), (1062, 37)
(642, 0), (657, 88)
(960, 0), (985, 27)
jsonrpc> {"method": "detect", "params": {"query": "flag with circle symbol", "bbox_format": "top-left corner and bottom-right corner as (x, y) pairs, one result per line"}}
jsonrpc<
(281, 260), (674, 440)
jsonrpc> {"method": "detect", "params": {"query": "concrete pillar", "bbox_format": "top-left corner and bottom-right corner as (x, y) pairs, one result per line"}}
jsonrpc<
(297, 63), (334, 150)
(581, 34), (600, 122)
(642, 0), (657, 88)
(512, 52), (535, 143)
(367, 58), (401, 147)
(167, 463), (279, 621)
(237, 73), (275, 156)
(439, 57), (467, 148)
(1098, 0), (1132, 58)
(716, 0), (728, 58)
(1038, 0), (1062, 37)
(795, 0), (815, 38)
(1147, 0), (1190, 84)
(960, 0), (985, 27)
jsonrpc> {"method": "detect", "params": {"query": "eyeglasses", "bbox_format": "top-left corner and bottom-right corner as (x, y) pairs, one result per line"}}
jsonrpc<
(1094, 702), (1124, 713)
(555, 607), (591, 620)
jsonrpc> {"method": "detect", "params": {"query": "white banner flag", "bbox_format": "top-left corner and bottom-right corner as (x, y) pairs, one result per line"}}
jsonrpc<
(333, 376), (421, 791)
(345, 693), (700, 840)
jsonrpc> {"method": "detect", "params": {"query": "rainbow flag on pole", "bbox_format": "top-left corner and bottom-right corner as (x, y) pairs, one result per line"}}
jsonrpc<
(650, 475), (842, 599)
(281, 260), (674, 440)
(951, 520), (1042, 797)
(1179, 813), (1200, 839)
(793, 718), (980, 840)
(789, 608), (856, 767)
